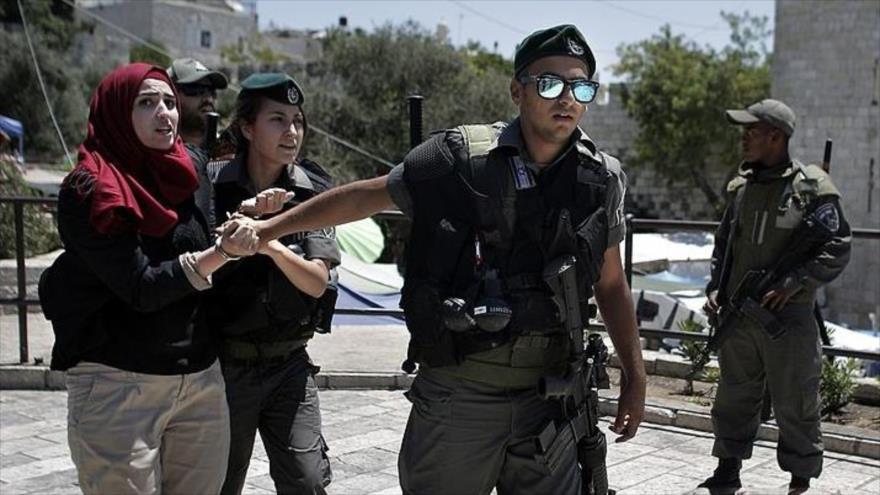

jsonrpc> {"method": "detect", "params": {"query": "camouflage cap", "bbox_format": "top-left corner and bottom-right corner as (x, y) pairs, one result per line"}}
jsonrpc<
(514, 24), (596, 78)
(726, 99), (796, 137)
(167, 58), (228, 89)
(238, 73), (304, 106)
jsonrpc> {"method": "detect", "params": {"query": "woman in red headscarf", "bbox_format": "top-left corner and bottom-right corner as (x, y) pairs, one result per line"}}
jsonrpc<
(39, 63), (254, 494)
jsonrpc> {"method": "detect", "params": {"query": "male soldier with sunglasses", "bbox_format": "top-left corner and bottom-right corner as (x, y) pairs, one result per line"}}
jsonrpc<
(167, 58), (228, 148)
(244, 25), (646, 494)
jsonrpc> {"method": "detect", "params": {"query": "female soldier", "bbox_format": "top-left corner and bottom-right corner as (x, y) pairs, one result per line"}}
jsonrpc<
(38, 63), (256, 494)
(204, 73), (340, 495)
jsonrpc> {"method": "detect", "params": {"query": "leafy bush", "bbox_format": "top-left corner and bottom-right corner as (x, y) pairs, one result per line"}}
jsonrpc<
(820, 357), (859, 417)
(0, 160), (60, 258)
(678, 318), (712, 395)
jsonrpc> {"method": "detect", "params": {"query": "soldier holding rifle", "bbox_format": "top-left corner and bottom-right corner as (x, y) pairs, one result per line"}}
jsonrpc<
(237, 24), (646, 495)
(701, 99), (851, 494)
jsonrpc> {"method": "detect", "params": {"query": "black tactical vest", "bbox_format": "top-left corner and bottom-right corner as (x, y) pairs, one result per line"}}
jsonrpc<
(204, 156), (334, 342)
(400, 124), (614, 371)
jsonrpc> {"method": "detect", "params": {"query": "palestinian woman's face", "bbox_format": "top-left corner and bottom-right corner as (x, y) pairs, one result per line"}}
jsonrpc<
(131, 78), (179, 150)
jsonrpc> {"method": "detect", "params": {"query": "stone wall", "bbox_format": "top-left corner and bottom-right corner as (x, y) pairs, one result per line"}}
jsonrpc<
(773, 0), (880, 327)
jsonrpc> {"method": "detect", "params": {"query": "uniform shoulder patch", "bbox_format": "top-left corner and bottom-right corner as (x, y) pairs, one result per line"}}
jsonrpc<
(813, 201), (840, 233)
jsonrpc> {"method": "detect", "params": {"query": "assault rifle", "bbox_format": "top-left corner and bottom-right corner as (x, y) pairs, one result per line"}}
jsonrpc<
(539, 255), (614, 495)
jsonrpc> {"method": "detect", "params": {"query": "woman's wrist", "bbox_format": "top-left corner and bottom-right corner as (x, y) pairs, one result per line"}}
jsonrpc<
(214, 236), (242, 261)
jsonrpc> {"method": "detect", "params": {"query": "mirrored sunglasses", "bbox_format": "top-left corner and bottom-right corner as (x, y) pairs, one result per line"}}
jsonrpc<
(518, 74), (599, 104)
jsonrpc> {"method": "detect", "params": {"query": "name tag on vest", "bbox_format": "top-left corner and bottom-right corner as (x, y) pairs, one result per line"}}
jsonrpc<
(510, 157), (536, 190)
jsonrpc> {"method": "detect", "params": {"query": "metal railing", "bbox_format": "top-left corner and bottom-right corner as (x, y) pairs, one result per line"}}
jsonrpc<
(2, 196), (879, 364)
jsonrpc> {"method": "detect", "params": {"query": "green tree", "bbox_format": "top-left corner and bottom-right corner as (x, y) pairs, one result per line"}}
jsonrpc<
(300, 22), (516, 183)
(0, 31), (88, 163)
(0, 0), (90, 163)
(614, 12), (771, 215)
(1, 0), (79, 51)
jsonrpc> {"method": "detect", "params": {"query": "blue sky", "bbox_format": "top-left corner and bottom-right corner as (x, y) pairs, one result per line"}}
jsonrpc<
(257, 0), (775, 81)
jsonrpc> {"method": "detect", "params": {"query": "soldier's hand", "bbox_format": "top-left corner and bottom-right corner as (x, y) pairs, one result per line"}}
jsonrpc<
(219, 216), (259, 257)
(238, 188), (294, 218)
(761, 275), (802, 311)
(703, 290), (720, 317)
(609, 372), (645, 443)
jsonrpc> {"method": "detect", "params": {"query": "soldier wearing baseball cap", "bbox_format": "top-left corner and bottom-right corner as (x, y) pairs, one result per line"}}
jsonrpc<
(700, 98), (851, 493)
(725, 98), (797, 137)
(167, 58), (229, 148)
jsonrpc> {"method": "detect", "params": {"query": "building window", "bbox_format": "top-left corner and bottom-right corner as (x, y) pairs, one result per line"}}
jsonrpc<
(200, 30), (212, 49)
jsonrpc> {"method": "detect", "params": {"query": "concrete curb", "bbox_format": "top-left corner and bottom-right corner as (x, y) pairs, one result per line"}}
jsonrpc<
(2, 364), (877, 460)
(610, 350), (880, 406)
(597, 398), (880, 460)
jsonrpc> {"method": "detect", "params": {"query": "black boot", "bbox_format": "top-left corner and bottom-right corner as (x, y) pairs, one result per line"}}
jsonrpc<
(788, 475), (810, 494)
(697, 458), (742, 493)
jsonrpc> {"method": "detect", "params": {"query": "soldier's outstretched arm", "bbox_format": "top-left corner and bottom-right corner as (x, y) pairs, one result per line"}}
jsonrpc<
(594, 245), (646, 443)
(256, 175), (395, 244)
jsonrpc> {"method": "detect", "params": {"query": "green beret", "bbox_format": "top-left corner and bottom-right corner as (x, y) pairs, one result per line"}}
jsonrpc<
(238, 73), (304, 106)
(514, 24), (596, 78)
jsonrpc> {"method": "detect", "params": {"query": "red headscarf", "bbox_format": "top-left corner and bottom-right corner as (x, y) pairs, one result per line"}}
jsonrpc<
(68, 63), (198, 237)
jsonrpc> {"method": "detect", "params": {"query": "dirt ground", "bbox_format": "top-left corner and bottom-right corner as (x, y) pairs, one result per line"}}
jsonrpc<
(606, 368), (880, 432)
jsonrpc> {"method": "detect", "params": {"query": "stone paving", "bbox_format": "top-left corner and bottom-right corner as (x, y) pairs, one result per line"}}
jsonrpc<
(1, 390), (878, 495)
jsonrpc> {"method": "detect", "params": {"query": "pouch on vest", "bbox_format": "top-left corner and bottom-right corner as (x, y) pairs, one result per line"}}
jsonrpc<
(312, 270), (339, 334)
(402, 215), (475, 368)
(401, 280), (459, 368)
(427, 217), (474, 284)
(576, 206), (609, 286)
